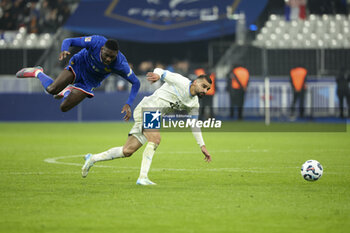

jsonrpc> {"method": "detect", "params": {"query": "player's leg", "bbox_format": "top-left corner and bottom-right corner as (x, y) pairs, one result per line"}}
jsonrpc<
(91, 135), (143, 162)
(46, 70), (75, 95)
(16, 66), (55, 90)
(123, 135), (144, 157)
(291, 91), (298, 116)
(16, 67), (74, 95)
(82, 135), (143, 178)
(237, 90), (245, 120)
(230, 92), (235, 118)
(59, 88), (88, 112)
(136, 129), (161, 185)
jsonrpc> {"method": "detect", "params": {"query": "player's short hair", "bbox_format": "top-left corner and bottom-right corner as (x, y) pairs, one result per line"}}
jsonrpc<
(105, 39), (119, 51)
(196, 74), (212, 84)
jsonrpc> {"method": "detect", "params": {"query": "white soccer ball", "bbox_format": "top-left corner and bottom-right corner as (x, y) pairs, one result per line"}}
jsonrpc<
(301, 160), (323, 181)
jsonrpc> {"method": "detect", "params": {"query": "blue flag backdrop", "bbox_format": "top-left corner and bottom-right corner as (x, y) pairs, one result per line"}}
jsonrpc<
(64, 0), (268, 43)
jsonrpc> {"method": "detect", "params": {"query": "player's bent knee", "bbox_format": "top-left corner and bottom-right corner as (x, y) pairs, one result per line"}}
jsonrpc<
(123, 152), (133, 157)
(60, 103), (71, 112)
(150, 136), (161, 145)
(46, 85), (60, 95)
(122, 147), (135, 157)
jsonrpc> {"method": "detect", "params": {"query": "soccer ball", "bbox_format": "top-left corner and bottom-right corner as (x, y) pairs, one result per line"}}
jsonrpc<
(301, 160), (323, 181)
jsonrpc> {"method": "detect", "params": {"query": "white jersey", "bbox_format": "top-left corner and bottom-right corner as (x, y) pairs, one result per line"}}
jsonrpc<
(132, 68), (205, 147)
(138, 68), (199, 115)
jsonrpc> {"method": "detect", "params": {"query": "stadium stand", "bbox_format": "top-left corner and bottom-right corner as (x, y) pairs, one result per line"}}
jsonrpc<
(0, 0), (79, 49)
(253, 14), (350, 49)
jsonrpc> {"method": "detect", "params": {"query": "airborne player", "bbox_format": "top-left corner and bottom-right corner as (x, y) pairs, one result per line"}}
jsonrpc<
(16, 35), (140, 120)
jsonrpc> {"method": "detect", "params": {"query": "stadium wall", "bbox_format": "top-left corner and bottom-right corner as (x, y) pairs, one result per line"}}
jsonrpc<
(0, 92), (147, 121)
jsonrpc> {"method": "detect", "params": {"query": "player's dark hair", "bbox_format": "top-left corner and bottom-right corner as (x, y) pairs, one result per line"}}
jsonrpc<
(196, 74), (212, 84)
(105, 39), (119, 51)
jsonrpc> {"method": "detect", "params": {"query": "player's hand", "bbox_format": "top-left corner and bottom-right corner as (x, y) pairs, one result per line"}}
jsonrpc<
(121, 104), (132, 121)
(146, 72), (160, 83)
(59, 51), (71, 60)
(201, 145), (211, 163)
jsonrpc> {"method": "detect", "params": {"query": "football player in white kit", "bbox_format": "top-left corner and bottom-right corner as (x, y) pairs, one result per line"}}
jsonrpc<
(82, 68), (212, 185)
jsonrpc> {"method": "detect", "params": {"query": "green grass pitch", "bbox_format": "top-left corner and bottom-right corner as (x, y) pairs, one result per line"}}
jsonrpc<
(0, 122), (349, 233)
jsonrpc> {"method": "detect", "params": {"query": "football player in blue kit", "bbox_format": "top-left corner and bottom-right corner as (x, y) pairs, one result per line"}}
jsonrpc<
(16, 35), (140, 121)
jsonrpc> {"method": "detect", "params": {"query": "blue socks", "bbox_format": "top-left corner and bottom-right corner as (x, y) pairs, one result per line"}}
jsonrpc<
(37, 72), (54, 90)
(36, 72), (72, 100)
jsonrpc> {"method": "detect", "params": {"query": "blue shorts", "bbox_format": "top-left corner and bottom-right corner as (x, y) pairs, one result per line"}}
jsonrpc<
(65, 55), (96, 98)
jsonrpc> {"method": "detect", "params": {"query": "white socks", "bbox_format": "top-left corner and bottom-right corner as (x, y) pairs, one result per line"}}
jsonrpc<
(139, 142), (158, 179)
(90, 142), (158, 179)
(91, 147), (125, 162)
(34, 70), (42, 78)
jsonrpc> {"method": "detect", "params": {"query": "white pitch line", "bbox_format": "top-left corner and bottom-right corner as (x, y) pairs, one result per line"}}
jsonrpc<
(41, 150), (297, 174)
(1, 169), (339, 175)
(43, 149), (269, 169)
(44, 155), (114, 168)
(0, 171), (80, 175)
(0, 169), (279, 175)
(42, 151), (342, 175)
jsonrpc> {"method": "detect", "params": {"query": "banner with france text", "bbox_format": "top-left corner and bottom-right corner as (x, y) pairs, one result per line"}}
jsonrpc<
(64, 0), (268, 43)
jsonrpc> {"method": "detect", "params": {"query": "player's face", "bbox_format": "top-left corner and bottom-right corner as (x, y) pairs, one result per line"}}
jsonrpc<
(194, 78), (211, 98)
(101, 46), (118, 65)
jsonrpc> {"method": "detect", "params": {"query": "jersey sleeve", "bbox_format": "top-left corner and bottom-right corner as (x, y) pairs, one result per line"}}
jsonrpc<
(114, 60), (140, 106)
(188, 105), (204, 147)
(61, 35), (101, 52)
(114, 57), (133, 78)
(125, 72), (140, 106)
(191, 125), (205, 147)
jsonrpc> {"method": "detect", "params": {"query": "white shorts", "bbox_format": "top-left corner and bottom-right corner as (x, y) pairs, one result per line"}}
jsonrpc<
(129, 96), (169, 145)
(129, 104), (147, 145)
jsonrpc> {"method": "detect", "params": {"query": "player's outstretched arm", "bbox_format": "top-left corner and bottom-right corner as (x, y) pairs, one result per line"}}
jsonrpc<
(123, 72), (140, 118)
(150, 68), (188, 88)
(191, 126), (211, 163)
(59, 36), (96, 60)
(201, 145), (212, 163)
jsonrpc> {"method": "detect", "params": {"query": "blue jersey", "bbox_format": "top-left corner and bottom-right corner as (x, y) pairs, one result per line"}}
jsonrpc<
(62, 35), (140, 106)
